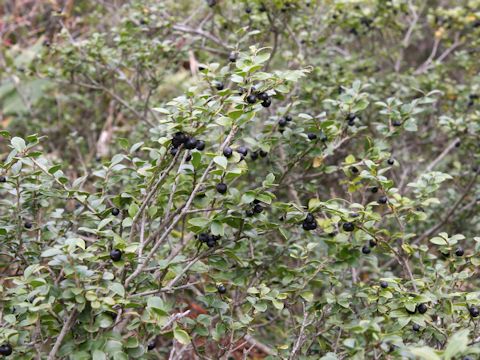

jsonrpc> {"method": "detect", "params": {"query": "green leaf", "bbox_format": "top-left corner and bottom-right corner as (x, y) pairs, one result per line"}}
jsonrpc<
(408, 347), (441, 360)
(92, 350), (106, 360)
(173, 328), (191, 345)
(11, 137), (26, 152)
(109, 283), (125, 298)
(213, 156), (228, 169)
(40, 248), (63, 257)
(444, 329), (469, 360)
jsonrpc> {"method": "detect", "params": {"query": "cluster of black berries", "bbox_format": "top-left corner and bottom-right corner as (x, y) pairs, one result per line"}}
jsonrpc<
(0, 344), (12, 356)
(361, 239), (377, 254)
(170, 132), (205, 156)
(406, 303), (428, 315)
(223, 145), (267, 161)
(302, 213), (317, 231)
(245, 91), (272, 108)
(246, 200), (264, 217)
(278, 115), (293, 133)
(197, 233), (221, 248)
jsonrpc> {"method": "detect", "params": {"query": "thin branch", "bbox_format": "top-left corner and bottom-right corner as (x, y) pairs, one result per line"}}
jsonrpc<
(47, 309), (77, 360)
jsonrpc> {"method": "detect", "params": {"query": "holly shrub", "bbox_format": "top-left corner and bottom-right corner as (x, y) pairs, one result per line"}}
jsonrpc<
(1, 0), (480, 359)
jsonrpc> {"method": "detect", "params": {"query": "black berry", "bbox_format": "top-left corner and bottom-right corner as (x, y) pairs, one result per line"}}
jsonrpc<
(0, 344), (12, 356)
(417, 303), (428, 314)
(206, 238), (216, 248)
(110, 249), (122, 262)
(223, 146), (233, 158)
(285, 115), (292, 122)
(206, 0), (216, 7)
(377, 196), (388, 204)
(186, 154), (192, 162)
(350, 166), (359, 174)
(346, 113), (356, 122)
(214, 81), (224, 91)
(469, 306), (479, 317)
(387, 158), (394, 165)
(0, 176), (6, 183)
(184, 137), (198, 150)
(369, 239), (377, 247)
(246, 209), (254, 217)
(251, 151), (258, 161)
(253, 204), (264, 214)
(24, 221), (32, 229)
(455, 247), (465, 257)
(196, 140), (206, 151)
(305, 213), (315, 223)
(236, 146), (248, 157)
(412, 323), (420, 332)
(172, 132), (187, 148)
(361, 245), (371, 254)
(111, 208), (120, 216)
(170, 147), (178, 156)
(392, 120), (402, 127)
(147, 340), (156, 351)
(216, 183), (228, 194)
(228, 52), (237, 62)
(217, 284), (227, 294)
(370, 186), (378, 193)
(261, 97), (272, 108)
(245, 6), (252, 13)
(307, 133), (317, 140)
(343, 222), (355, 232)
(380, 281), (388, 289)
(246, 94), (257, 104)
(259, 150), (268, 158)
(198, 233), (209, 243)
(257, 92), (269, 101)
(278, 118), (287, 127)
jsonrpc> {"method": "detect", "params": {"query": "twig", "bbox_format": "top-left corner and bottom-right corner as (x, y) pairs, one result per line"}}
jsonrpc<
(47, 309), (77, 360)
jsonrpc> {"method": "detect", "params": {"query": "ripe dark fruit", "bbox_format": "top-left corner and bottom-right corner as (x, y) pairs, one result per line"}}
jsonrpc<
(392, 120), (402, 127)
(172, 131), (187, 147)
(186, 154), (192, 162)
(343, 222), (355, 232)
(350, 166), (359, 174)
(223, 146), (233, 158)
(307, 133), (317, 140)
(259, 150), (268, 158)
(196, 140), (206, 151)
(361, 245), (371, 254)
(257, 92), (269, 101)
(24, 221), (32, 229)
(348, 119), (355, 126)
(369, 239), (377, 247)
(370, 186), (378, 193)
(253, 204), (264, 214)
(206, 238), (216, 248)
(278, 118), (287, 127)
(0, 344), (12, 356)
(285, 115), (292, 122)
(111, 208), (120, 216)
(319, 132), (328, 142)
(412, 323), (420, 332)
(147, 340), (156, 351)
(346, 113), (356, 122)
(214, 81), (224, 91)
(0, 176), (6, 183)
(198, 233), (209, 243)
(110, 249), (122, 262)
(245, 6), (252, 13)
(170, 147), (178, 156)
(206, 0), (216, 7)
(251, 151), (258, 161)
(236, 146), (248, 157)
(305, 213), (315, 223)
(417, 303), (428, 314)
(216, 183), (228, 194)
(184, 137), (198, 150)
(455, 247), (465, 257)
(246, 209), (254, 217)
(469, 306), (480, 317)
(380, 281), (388, 289)
(261, 97), (272, 108)
(387, 159), (394, 165)
(217, 284), (227, 294)
(228, 52), (237, 62)
(377, 196), (388, 204)
(246, 94), (257, 104)
(302, 221), (317, 231)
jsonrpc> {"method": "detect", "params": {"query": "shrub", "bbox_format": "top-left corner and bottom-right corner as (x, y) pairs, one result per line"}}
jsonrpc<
(0, 0), (479, 359)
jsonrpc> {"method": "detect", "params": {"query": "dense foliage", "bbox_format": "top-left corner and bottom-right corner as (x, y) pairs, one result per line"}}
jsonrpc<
(1, 0), (480, 359)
